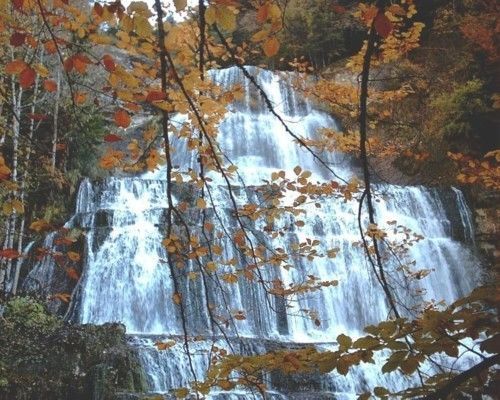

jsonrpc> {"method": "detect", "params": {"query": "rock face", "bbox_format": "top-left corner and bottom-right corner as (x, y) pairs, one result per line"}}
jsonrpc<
(466, 188), (500, 270)
(0, 298), (146, 400)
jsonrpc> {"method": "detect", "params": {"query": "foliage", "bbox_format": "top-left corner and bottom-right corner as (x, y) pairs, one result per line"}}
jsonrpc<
(3, 296), (61, 333)
(0, 0), (497, 399)
(430, 79), (493, 151)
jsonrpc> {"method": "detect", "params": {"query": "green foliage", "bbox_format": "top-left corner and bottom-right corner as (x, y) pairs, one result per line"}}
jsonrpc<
(63, 104), (107, 180)
(430, 79), (493, 151)
(3, 297), (61, 333)
(281, 0), (363, 67)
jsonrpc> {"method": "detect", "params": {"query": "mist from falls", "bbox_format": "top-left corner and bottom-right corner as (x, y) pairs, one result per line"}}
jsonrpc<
(24, 66), (481, 398)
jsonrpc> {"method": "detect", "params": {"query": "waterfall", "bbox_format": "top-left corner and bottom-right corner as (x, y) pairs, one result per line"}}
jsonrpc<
(23, 67), (481, 398)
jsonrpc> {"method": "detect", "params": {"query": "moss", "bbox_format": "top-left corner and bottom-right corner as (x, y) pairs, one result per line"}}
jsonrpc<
(0, 297), (146, 400)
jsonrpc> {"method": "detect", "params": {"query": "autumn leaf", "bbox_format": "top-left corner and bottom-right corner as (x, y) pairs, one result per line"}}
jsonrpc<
(102, 54), (116, 72)
(114, 109), (131, 128)
(74, 92), (87, 104)
(44, 79), (57, 92)
(374, 13), (393, 38)
(30, 219), (51, 232)
(19, 67), (36, 88)
(67, 251), (81, 262)
(263, 37), (280, 57)
(174, 0), (187, 12)
(155, 340), (176, 350)
(172, 292), (182, 305)
(146, 90), (166, 102)
(0, 248), (21, 259)
(51, 293), (71, 303)
(196, 197), (207, 209)
(12, 0), (24, 11)
(256, 3), (268, 23)
(104, 133), (123, 143)
(10, 32), (26, 46)
(5, 59), (27, 75)
(66, 267), (80, 280)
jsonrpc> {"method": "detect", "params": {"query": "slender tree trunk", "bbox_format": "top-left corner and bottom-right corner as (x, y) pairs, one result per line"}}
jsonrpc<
(11, 49), (43, 295)
(51, 67), (61, 173)
(1, 79), (23, 292)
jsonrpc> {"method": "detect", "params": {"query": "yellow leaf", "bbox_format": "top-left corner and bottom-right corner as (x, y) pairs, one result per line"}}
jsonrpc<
(155, 340), (176, 350)
(222, 273), (238, 284)
(173, 292), (182, 305)
(67, 251), (81, 262)
(196, 197), (207, 209)
(29, 219), (51, 232)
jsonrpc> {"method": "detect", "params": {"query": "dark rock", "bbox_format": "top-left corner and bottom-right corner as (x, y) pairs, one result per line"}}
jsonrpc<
(0, 300), (146, 400)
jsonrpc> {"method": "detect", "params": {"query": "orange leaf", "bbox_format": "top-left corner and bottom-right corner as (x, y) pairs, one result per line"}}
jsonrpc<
(74, 91), (87, 104)
(263, 37), (280, 57)
(73, 54), (91, 74)
(5, 59), (27, 74)
(114, 108), (131, 128)
(374, 13), (393, 38)
(0, 248), (20, 259)
(44, 40), (57, 54)
(19, 67), (36, 88)
(44, 79), (57, 92)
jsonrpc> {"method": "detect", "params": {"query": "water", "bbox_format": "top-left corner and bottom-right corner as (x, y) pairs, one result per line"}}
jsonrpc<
(23, 67), (481, 398)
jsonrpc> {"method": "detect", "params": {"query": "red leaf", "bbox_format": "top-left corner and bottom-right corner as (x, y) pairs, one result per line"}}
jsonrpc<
(146, 90), (166, 102)
(19, 67), (36, 88)
(0, 248), (20, 259)
(12, 0), (24, 11)
(331, 5), (347, 14)
(10, 32), (26, 46)
(104, 133), (123, 143)
(102, 54), (116, 72)
(374, 13), (393, 38)
(27, 113), (48, 121)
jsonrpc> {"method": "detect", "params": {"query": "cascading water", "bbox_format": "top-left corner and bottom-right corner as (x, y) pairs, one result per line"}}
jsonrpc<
(23, 67), (481, 398)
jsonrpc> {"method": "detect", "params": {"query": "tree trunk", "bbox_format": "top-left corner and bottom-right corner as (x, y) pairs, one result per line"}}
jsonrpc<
(51, 67), (61, 173)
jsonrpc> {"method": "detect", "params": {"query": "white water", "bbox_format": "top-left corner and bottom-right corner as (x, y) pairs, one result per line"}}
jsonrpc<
(24, 67), (481, 398)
